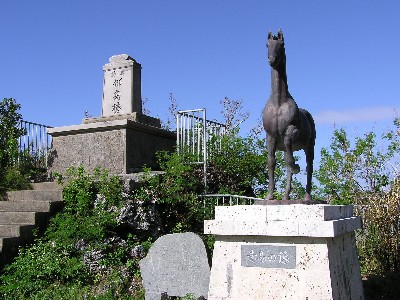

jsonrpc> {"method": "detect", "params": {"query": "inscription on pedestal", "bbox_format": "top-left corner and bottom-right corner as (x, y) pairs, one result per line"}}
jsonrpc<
(241, 245), (296, 269)
(102, 54), (142, 116)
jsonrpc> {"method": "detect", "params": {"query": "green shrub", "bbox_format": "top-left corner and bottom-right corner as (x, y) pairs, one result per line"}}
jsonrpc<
(0, 166), (148, 299)
(207, 131), (268, 196)
(357, 178), (400, 275)
(134, 153), (204, 234)
(0, 239), (88, 298)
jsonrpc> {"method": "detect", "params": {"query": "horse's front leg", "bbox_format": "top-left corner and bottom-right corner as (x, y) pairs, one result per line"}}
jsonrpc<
(284, 125), (300, 174)
(266, 136), (276, 200)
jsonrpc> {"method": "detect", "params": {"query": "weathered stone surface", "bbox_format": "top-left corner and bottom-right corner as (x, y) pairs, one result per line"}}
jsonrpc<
(117, 199), (163, 238)
(102, 54), (142, 116)
(139, 232), (210, 300)
(205, 205), (364, 299)
(205, 204), (361, 237)
(47, 119), (176, 175)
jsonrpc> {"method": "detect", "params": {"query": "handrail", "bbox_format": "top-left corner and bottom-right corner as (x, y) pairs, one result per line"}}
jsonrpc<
(19, 120), (53, 169)
(176, 109), (226, 193)
(200, 194), (263, 219)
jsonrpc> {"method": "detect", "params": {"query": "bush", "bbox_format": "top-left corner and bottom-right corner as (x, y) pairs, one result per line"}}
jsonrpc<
(0, 166), (148, 299)
(0, 240), (88, 298)
(357, 178), (400, 275)
(207, 131), (268, 196)
(135, 152), (204, 234)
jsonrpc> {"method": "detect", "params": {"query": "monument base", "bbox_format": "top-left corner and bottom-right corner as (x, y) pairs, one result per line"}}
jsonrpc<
(83, 112), (161, 127)
(204, 205), (364, 300)
(47, 118), (176, 175)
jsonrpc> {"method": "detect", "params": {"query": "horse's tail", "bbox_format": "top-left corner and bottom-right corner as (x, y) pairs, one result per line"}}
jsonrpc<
(300, 108), (316, 145)
(306, 110), (316, 145)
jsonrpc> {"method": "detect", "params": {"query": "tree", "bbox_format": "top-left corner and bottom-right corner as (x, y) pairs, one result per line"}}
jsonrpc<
(0, 98), (26, 193)
(315, 119), (400, 204)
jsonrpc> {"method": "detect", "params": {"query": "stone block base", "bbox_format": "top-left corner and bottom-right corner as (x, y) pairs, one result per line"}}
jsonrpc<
(47, 118), (176, 175)
(204, 205), (364, 300)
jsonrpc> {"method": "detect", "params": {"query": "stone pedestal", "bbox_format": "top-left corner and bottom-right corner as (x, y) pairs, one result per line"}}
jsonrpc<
(204, 205), (364, 300)
(47, 115), (175, 175)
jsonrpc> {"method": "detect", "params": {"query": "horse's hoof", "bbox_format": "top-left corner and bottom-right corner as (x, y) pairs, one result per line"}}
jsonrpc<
(291, 164), (300, 174)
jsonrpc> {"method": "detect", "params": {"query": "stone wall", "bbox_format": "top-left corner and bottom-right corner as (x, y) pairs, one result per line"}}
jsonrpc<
(48, 119), (176, 175)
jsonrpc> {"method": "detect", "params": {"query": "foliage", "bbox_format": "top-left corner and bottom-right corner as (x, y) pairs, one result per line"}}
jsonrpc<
(315, 125), (397, 204)
(59, 166), (124, 214)
(0, 240), (88, 299)
(0, 98), (50, 194)
(134, 152), (204, 234)
(0, 166), (148, 299)
(0, 98), (29, 194)
(207, 130), (268, 196)
(356, 178), (400, 299)
(134, 119), (270, 232)
(315, 117), (400, 295)
(357, 178), (400, 275)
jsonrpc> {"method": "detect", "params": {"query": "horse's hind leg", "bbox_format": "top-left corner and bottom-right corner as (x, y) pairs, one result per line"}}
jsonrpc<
(304, 145), (314, 201)
(284, 152), (293, 200)
(266, 136), (277, 200)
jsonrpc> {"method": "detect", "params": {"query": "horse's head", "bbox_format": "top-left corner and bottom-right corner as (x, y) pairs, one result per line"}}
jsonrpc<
(267, 30), (285, 69)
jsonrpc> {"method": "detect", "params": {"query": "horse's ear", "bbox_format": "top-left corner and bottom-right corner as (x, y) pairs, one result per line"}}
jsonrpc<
(268, 31), (273, 40)
(278, 30), (284, 41)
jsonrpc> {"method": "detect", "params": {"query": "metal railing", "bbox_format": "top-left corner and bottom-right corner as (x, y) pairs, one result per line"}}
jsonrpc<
(201, 194), (263, 219)
(19, 120), (53, 168)
(176, 109), (226, 192)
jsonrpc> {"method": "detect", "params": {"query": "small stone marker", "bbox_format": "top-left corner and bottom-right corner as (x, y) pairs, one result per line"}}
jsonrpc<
(139, 232), (210, 300)
(102, 54), (142, 116)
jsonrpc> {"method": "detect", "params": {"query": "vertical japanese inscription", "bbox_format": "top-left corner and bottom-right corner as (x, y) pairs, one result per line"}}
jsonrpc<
(241, 245), (296, 269)
(102, 55), (141, 116)
(110, 69), (124, 114)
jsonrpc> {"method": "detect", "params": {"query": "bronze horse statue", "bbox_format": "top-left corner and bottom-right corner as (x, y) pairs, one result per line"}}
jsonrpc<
(262, 30), (316, 200)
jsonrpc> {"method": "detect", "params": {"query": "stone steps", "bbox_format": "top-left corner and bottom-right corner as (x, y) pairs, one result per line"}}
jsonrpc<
(0, 224), (36, 237)
(0, 200), (61, 212)
(0, 183), (63, 267)
(31, 181), (61, 191)
(5, 190), (63, 202)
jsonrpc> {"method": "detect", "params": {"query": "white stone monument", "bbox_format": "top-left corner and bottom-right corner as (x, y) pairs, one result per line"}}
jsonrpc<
(102, 54), (142, 116)
(204, 204), (364, 299)
(47, 55), (175, 175)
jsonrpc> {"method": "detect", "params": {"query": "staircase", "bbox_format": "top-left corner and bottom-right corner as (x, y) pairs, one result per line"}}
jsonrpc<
(0, 182), (63, 267)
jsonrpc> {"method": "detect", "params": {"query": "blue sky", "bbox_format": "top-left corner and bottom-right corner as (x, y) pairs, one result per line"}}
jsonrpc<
(1, 1), (400, 170)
